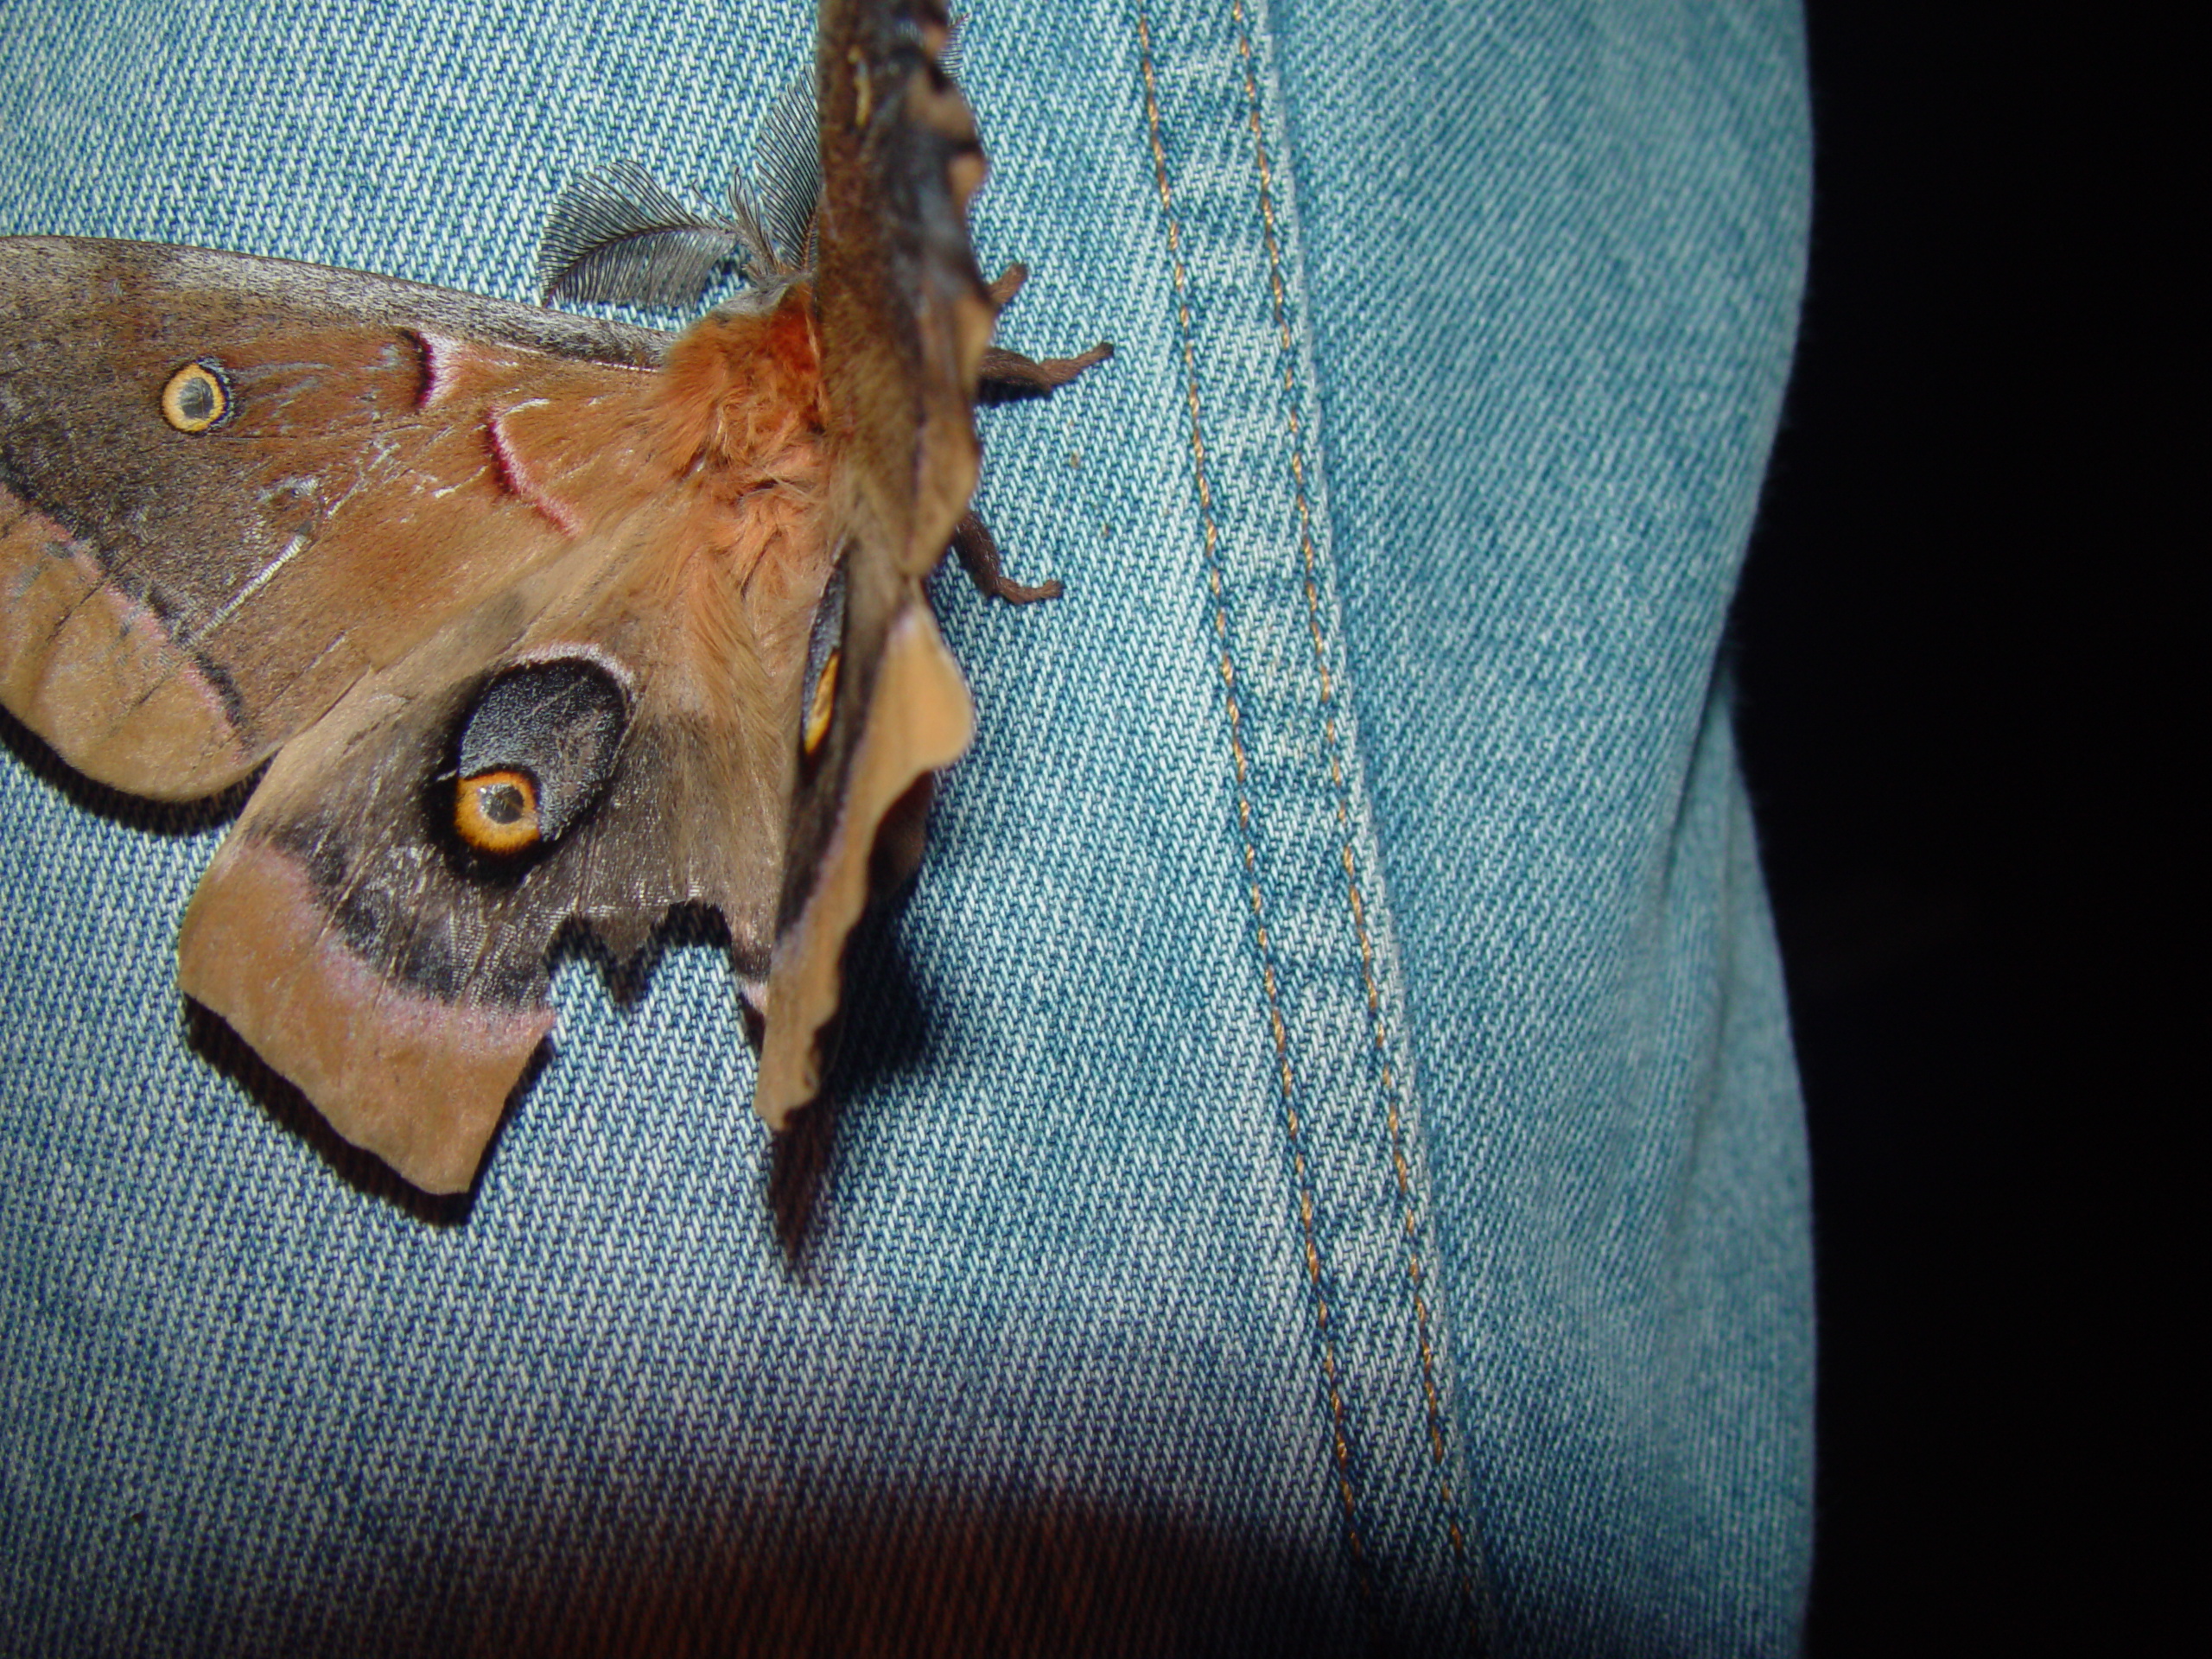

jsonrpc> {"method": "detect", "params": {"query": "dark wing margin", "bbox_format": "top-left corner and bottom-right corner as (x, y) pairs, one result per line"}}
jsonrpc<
(752, 0), (997, 1128)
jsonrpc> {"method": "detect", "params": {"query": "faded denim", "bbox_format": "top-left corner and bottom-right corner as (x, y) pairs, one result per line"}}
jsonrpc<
(0, 0), (1813, 1652)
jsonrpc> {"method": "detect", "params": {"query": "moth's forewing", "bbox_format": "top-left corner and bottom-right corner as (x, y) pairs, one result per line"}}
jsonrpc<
(0, 237), (669, 798)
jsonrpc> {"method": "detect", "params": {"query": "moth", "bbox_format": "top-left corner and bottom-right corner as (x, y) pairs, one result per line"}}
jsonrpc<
(0, 0), (1105, 1193)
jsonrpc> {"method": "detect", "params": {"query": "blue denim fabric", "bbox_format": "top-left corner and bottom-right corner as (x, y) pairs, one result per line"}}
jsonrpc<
(0, 1), (1811, 1652)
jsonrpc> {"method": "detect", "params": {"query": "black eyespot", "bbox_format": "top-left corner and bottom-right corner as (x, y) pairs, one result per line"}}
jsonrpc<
(161, 360), (232, 433)
(451, 658), (629, 856)
(480, 781), (529, 825)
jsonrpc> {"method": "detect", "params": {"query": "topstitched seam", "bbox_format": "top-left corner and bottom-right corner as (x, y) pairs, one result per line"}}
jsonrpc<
(1135, 4), (1373, 1599)
(1225, 3), (1487, 1638)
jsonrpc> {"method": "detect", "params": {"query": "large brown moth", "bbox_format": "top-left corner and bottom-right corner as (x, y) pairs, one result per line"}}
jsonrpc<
(0, 0), (1106, 1193)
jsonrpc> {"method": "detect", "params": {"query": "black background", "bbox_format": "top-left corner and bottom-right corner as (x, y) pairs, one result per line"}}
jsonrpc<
(1731, 4), (2161, 1650)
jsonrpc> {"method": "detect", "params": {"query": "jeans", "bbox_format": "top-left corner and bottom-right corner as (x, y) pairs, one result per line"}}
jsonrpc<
(0, 0), (1812, 1650)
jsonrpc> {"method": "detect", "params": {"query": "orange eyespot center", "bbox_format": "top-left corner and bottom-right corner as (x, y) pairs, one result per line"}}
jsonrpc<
(160, 361), (229, 433)
(804, 648), (840, 756)
(455, 769), (542, 855)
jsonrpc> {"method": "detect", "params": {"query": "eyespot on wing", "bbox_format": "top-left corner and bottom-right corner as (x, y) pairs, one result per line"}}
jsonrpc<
(158, 359), (232, 432)
(452, 656), (630, 849)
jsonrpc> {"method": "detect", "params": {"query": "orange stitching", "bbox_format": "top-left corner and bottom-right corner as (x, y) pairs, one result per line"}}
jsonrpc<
(1228, 0), (1482, 1629)
(1137, 5), (1371, 1589)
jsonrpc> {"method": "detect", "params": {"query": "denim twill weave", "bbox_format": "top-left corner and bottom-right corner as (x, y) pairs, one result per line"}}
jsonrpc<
(1, 1), (1813, 1653)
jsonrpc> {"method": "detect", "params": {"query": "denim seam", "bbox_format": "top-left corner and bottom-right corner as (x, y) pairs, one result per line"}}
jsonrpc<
(1135, 4), (1373, 1600)
(1225, 3), (1487, 1637)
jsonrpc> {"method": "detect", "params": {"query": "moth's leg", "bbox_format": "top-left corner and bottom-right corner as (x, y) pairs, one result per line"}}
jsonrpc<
(967, 264), (1109, 598)
(978, 342), (1115, 404)
(982, 261), (1115, 401)
(951, 510), (1061, 604)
